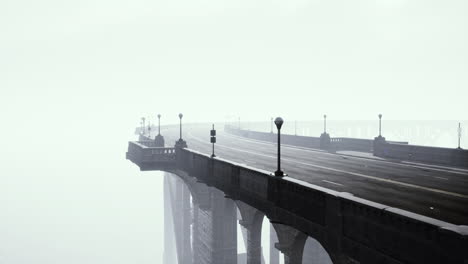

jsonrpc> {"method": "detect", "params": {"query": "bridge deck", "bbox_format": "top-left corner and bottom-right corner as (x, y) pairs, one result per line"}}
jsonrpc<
(158, 126), (468, 225)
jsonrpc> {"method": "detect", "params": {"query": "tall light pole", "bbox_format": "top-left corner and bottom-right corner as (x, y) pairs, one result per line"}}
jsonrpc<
(148, 118), (151, 136)
(458, 123), (462, 149)
(142, 117), (146, 135)
(179, 113), (183, 140)
(274, 117), (285, 177)
(295, 120), (297, 136)
(210, 124), (216, 158)
(378, 114), (383, 137)
(154, 114), (165, 147)
(157, 114), (161, 135)
(323, 115), (327, 134)
(270, 117), (273, 133)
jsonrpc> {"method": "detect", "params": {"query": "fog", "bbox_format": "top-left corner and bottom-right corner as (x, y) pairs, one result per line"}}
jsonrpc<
(1, 0), (467, 262)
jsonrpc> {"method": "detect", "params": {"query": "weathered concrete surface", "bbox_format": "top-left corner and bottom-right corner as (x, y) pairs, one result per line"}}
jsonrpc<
(169, 148), (468, 264)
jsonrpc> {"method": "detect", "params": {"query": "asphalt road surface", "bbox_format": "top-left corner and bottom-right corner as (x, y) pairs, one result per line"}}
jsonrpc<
(154, 124), (468, 225)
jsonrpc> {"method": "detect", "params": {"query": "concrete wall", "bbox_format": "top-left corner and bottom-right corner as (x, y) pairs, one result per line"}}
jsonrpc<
(376, 142), (468, 168)
(126, 141), (176, 170)
(225, 125), (322, 149)
(175, 147), (468, 264)
(225, 125), (403, 152)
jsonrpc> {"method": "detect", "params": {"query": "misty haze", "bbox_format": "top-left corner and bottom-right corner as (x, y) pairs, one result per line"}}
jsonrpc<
(1, 0), (467, 264)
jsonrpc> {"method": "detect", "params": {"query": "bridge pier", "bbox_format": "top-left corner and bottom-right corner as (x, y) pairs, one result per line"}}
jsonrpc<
(236, 201), (265, 264)
(171, 176), (193, 264)
(211, 190), (238, 264)
(182, 175), (237, 264)
(272, 223), (308, 264)
(163, 174), (177, 264)
(270, 223), (280, 264)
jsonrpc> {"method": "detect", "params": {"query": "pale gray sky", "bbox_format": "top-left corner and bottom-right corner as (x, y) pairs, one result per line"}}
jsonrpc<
(1, 2), (467, 262)
(1, 0), (467, 134)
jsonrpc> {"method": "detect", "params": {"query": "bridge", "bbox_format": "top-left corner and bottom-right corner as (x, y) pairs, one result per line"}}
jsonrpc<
(127, 119), (468, 264)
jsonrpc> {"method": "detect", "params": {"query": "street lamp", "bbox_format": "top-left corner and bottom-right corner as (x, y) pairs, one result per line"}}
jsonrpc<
(157, 114), (161, 135)
(271, 117), (273, 133)
(178, 113), (183, 140)
(378, 114), (383, 137)
(295, 120), (297, 136)
(323, 115), (327, 134)
(142, 117), (146, 135)
(458, 123), (462, 149)
(274, 117), (285, 177)
(148, 120), (151, 136)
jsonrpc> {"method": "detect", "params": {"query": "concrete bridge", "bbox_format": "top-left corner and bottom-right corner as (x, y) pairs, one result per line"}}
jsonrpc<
(127, 124), (468, 264)
(163, 170), (335, 264)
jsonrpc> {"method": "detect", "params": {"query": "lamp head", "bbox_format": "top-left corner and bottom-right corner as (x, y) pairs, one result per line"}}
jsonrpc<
(179, 113), (183, 119)
(274, 117), (284, 130)
(378, 114), (382, 119)
(158, 114), (161, 119)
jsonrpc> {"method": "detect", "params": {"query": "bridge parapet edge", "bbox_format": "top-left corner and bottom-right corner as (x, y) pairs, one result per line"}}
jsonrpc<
(176, 147), (468, 264)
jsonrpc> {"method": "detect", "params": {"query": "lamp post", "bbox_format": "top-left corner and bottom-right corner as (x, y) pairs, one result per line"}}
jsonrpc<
(210, 124), (216, 158)
(154, 114), (165, 147)
(323, 115), (327, 134)
(295, 120), (297, 136)
(157, 114), (161, 135)
(378, 114), (382, 137)
(179, 113), (183, 140)
(274, 117), (285, 177)
(458, 123), (462, 149)
(271, 117), (273, 133)
(148, 119), (151, 137)
(142, 117), (146, 135)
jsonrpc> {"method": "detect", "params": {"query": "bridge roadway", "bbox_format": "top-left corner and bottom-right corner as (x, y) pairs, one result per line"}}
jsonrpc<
(158, 125), (468, 225)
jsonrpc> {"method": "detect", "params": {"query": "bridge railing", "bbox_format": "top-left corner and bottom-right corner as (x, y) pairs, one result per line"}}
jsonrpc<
(126, 141), (176, 166)
(377, 142), (468, 167)
(177, 147), (468, 264)
(225, 125), (386, 152)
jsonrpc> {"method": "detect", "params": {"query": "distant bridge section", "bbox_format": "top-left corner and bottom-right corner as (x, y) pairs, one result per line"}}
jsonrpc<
(225, 125), (468, 168)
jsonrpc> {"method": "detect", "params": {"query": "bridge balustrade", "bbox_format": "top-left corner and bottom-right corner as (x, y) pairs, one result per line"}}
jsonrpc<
(126, 141), (176, 170)
(173, 147), (468, 264)
(377, 142), (468, 168)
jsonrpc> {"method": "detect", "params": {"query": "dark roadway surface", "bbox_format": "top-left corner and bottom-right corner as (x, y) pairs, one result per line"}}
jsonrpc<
(154, 125), (468, 225)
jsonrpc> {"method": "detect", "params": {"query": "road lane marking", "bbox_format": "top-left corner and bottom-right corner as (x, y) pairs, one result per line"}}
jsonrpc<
(434, 176), (449, 180)
(221, 132), (468, 176)
(188, 132), (468, 199)
(322, 180), (344, 186)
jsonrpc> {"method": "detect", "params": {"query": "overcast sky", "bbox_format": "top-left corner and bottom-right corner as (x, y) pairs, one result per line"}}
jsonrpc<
(1, 0), (467, 134)
(1, 2), (467, 262)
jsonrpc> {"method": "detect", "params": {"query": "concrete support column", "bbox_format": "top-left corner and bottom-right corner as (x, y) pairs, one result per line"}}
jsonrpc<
(236, 201), (265, 264)
(191, 201), (201, 264)
(239, 220), (262, 264)
(163, 174), (177, 263)
(211, 190), (237, 264)
(272, 224), (307, 264)
(270, 223), (280, 264)
(171, 176), (193, 264)
(182, 185), (192, 264)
